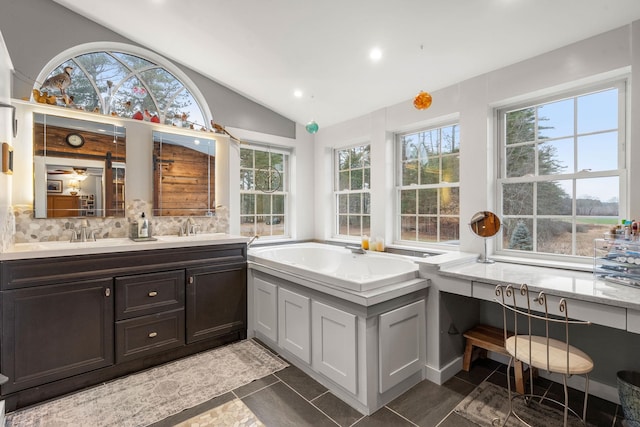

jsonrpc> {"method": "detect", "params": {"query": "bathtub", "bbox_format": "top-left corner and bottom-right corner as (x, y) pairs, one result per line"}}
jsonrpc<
(248, 242), (419, 292)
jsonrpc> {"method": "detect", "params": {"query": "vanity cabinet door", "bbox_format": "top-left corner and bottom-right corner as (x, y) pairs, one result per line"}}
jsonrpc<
(1, 278), (114, 394)
(185, 263), (247, 344)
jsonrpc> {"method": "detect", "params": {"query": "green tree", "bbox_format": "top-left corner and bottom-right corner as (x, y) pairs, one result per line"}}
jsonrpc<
(510, 220), (533, 250)
(504, 108), (568, 217)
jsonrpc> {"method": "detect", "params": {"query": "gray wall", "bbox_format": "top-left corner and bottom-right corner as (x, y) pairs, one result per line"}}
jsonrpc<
(0, 0), (295, 138)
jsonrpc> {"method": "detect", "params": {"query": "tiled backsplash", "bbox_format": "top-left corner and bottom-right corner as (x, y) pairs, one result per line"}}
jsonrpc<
(10, 200), (229, 244)
(0, 205), (15, 251)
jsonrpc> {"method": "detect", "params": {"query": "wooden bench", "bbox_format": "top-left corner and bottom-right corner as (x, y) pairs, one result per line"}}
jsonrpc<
(462, 324), (529, 394)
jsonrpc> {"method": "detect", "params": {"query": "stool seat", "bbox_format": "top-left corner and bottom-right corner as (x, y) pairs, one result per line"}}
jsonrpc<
(506, 335), (594, 375)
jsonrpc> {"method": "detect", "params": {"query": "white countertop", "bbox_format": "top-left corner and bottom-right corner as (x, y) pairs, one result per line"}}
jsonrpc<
(0, 233), (249, 261)
(417, 253), (640, 310)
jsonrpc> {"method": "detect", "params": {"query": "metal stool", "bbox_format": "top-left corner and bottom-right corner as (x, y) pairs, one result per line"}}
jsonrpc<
(494, 284), (594, 427)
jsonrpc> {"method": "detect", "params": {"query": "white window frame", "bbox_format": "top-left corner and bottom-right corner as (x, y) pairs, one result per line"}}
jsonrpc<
(395, 122), (461, 248)
(496, 80), (628, 263)
(35, 42), (213, 128)
(239, 143), (291, 240)
(333, 143), (371, 240)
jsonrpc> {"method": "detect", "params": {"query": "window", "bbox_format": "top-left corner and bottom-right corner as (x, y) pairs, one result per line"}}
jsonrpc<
(497, 82), (626, 258)
(240, 146), (289, 238)
(397, 124), (460, 244)
(335, 144), (371, 238)
(38, 50), (208, 129)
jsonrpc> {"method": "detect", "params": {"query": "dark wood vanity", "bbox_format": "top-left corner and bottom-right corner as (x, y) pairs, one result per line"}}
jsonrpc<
(0, 242), (247, 411)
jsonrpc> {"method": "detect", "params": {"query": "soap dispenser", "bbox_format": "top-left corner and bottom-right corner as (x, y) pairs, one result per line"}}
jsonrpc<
(138, 212), (149, 238)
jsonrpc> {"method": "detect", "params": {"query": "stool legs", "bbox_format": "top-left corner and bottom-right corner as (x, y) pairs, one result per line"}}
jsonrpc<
(463, 340), (473, 371)
(514, 360), (525, 395)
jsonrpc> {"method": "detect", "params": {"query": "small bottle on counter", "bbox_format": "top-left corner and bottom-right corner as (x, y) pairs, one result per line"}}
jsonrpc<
(375, 236), (385, 252)
(361, 235), (369, 250)
(130, 218), (139, 239)
(138, 212), (149, 238)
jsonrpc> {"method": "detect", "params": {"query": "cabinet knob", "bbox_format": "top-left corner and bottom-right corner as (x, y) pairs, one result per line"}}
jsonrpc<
(148, 332), (158, 338)
(105, 288), (111, 297)
(148, 291), (158, 297)
(188, 276), (194, 284)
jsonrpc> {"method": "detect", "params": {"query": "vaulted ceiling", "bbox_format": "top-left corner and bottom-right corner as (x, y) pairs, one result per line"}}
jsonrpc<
(53, 0), (640, 128)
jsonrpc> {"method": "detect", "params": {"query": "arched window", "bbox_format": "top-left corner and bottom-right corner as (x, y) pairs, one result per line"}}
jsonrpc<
(35, 46), (210, 129)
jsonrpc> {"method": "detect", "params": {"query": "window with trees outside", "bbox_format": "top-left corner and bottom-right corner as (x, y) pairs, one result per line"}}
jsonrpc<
(38, 51), (207, 128)
(335, 144), (371, 238)
(497, 82), (626, 258)
(240, 146), (289, 238)
(397, 124), (460, 244)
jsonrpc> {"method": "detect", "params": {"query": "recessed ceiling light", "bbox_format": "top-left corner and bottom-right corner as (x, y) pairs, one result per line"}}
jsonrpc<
(294, 90), (303, 98)
(369, 47), (382, 62)
(194, 139), (200, 145)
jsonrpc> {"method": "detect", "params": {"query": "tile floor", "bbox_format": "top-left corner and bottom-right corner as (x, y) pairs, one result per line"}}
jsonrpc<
(152, 341), (626, 427)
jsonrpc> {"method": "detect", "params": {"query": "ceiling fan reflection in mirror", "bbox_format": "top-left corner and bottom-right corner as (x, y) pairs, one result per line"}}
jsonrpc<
(47, 167), (100, 180)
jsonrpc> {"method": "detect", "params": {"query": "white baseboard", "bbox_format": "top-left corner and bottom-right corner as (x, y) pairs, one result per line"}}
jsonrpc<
(426, 353), (619, 405)
(424, 356), (463, 385)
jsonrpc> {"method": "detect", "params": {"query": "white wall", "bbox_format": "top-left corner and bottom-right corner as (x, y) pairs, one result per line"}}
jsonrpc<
(314, 23), (640, 256)
(0, 30), (15, 250)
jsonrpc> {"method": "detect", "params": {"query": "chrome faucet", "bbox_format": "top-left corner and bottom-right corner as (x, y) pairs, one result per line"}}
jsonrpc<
(71, 220), (95, 242)
(180, 218), (199, 236)
(247, 235), (259, 247)
(347, 245), (366, 254)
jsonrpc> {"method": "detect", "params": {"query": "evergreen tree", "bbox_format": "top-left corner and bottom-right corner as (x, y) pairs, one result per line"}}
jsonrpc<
(509, 220), (533, 250)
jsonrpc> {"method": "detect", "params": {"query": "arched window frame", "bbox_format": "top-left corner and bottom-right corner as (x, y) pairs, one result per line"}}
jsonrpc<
(34, 42), (213, 129)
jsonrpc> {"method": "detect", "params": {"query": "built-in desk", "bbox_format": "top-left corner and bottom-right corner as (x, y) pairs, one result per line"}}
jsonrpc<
(416, 254), (640, 404)
(435, 260), (640, 332)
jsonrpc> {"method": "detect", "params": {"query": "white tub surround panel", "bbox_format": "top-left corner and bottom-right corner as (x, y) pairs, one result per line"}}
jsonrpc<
(279, 287), (311, 363)
(247, 243), (429, 415)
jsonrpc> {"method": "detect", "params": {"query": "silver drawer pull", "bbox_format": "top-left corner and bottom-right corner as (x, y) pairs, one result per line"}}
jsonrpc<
(148, 332), (158, 338)
(148, 291), (158, 297)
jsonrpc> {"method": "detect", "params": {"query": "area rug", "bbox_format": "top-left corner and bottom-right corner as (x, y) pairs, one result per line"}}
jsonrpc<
(454, 381), (591, 427)
(174, 398), (264, 427)
(6, 339), (287, 427)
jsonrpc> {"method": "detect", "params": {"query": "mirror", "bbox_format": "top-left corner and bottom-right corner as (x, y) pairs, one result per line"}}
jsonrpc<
(33, 113), (126, 218)
(470, 211), (501, 263)
(153, 131), (215, 216)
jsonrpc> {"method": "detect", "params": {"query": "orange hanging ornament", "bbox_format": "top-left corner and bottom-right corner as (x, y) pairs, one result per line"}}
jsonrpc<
(413, 91), (433, 110)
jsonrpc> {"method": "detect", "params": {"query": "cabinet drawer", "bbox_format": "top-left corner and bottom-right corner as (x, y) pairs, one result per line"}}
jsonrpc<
(116, 309), (185, 363)
(628, 309), (640, 334)
(116, 270), (185, 320)
(472, 281), (626, 330)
